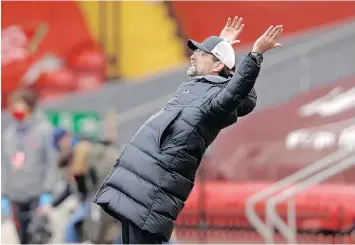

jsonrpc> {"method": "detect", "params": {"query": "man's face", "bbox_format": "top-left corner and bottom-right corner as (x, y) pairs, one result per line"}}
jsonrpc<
(187, 49), (223, 77)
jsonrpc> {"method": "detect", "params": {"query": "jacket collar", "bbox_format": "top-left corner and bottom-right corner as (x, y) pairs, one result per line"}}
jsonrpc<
(190, 75), (229, 84)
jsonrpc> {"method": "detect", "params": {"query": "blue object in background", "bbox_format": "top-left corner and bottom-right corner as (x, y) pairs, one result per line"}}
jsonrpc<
(64, 200), (91, 243)
(1, 196), (10, 217)
(39, 193), (53, 206)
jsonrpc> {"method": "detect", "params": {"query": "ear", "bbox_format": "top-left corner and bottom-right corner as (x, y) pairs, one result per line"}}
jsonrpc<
(212, 62), (225, 73)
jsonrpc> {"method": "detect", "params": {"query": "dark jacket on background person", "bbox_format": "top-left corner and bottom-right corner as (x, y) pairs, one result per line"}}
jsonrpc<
(2, 110), (57, 203)
(53, 141), (120, 205)
(52, 140), (121, 243)
(93, 53), (260, 241)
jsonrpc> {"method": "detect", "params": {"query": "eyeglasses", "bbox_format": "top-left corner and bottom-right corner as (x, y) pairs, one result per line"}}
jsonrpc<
(195, 49), (220, 62)
(194, 49), (210, 57)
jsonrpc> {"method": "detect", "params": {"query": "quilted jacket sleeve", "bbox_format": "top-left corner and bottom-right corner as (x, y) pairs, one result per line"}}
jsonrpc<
(236, 87), (257, 117)
(210, 53), (260, 115)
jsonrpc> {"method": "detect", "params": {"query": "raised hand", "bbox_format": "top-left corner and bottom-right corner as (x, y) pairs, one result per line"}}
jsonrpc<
(252, 25), (283, 54)
(220, 16), (245, 45)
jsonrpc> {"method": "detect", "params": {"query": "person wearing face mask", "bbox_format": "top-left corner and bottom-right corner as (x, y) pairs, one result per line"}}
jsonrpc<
(1, 87), (57, 244)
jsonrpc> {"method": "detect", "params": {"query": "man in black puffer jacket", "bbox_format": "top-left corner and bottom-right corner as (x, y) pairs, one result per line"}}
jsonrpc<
(93, 17), (284, 244)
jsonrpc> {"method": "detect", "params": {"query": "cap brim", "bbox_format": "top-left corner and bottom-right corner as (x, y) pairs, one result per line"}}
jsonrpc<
(187, 40), (211, 53)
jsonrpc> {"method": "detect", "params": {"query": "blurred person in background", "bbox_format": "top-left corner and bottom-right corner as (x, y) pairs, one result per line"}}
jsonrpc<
(51, 110), (122, 244)
(1, 87), (56, 244)
(93, 16), (283, 244)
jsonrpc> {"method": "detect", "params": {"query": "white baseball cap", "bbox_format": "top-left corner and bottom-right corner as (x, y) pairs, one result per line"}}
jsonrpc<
(187, 36), (236, 69)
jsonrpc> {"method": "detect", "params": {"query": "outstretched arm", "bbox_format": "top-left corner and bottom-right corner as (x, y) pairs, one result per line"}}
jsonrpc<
(210, 25), (283, 115)
(220, 16), (257, 117)
(210, 53), (260, 115)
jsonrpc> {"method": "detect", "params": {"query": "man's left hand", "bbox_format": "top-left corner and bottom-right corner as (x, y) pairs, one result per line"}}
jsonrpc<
(220, 16), (244, 45)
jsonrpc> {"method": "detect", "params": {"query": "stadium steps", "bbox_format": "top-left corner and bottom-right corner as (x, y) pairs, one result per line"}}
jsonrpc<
(77, 1), (186, 80)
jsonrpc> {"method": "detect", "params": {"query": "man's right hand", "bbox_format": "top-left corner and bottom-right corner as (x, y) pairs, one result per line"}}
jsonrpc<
(219, 16), (245, 45)
(252, 25), (283, 54)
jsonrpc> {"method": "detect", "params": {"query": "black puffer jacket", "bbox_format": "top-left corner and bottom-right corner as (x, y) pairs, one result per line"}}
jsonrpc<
(93, 53), (260, 241)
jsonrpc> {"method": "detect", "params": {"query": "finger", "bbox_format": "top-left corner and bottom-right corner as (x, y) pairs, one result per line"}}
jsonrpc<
(234, 17), (243, 29)
(268, 26), (279, 39)
(269, 27), (282, 44)
(268, 25), (280, 38)
(230, 40), (241, 45)
(226, 17), (231, 27)
(235, 24), (245, 35)
(231, 16), (238, 27)
(263, 25), (274, 37)
(272, 26), (283, 40)
(272, 43), (283, 49)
